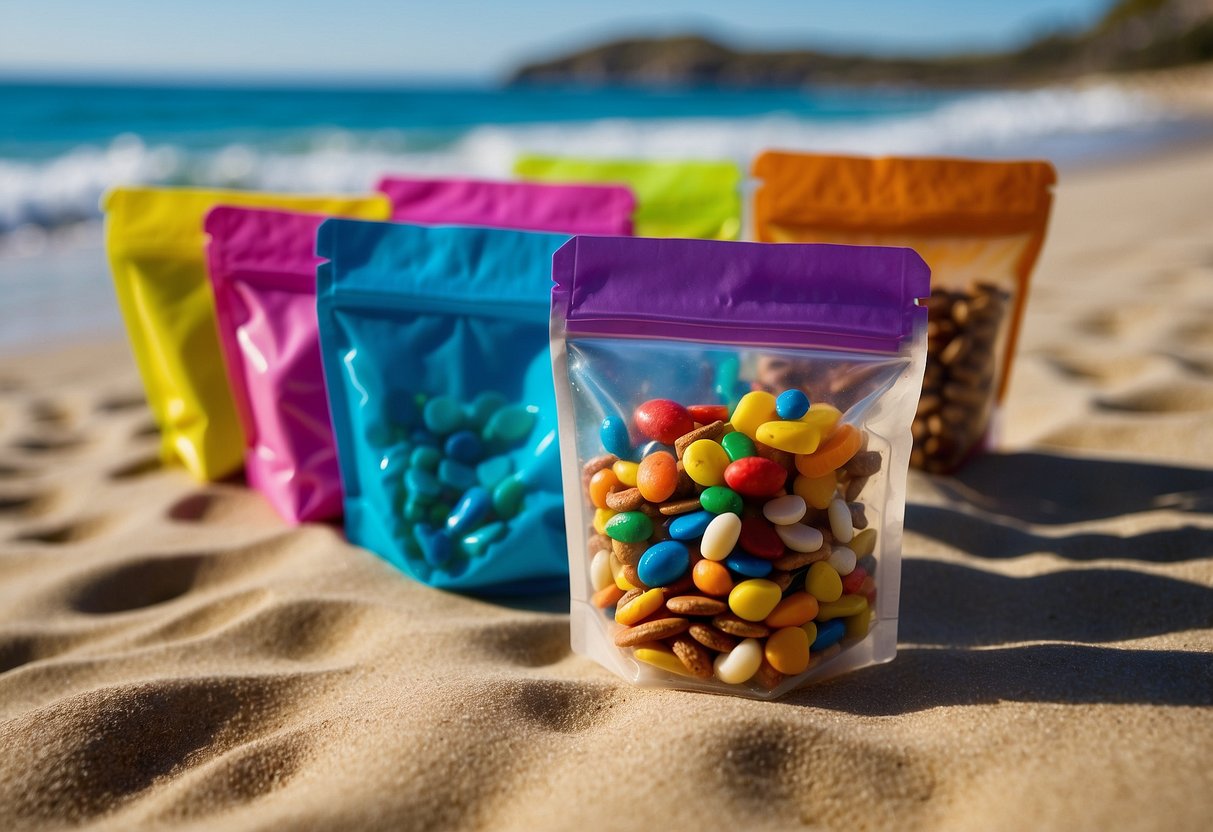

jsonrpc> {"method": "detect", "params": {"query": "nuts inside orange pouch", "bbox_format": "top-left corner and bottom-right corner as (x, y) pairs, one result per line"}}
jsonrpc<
(751, 152), (1056, 473)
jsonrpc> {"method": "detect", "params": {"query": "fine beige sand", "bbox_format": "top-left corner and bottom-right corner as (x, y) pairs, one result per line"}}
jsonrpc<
(2, 144), (1212, 832)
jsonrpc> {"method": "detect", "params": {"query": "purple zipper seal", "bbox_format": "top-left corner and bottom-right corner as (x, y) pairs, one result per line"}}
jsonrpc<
(552, 237), (930, 353)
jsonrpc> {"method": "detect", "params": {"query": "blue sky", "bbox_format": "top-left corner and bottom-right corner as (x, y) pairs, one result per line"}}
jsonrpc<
(0, 0), (1113, 82)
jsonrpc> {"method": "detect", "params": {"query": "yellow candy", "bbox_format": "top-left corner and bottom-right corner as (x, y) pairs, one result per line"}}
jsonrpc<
(634, 644), (694, 677)
(850, 527), (877, 558)
(816, 594), (868, 620)
(729, 391), (778, 440)
(844, 610), (872, 640)
(593, 507), (618, 535)
(793, 473), (837, 510)
(800, 402), (842, 435)
(612, 460), (639, 487)
(765, 626), (811, 675)
(755, 420), (822, 454)
(801, 620), (818, 646)
(683, 438), (730, 487)
(728, 578), (782, 622)
(615, 587), (664, 626)
(805, 561), (843, 602)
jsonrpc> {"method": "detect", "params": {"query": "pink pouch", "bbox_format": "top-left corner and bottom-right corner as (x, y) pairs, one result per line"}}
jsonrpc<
(376, 176), (635, 234)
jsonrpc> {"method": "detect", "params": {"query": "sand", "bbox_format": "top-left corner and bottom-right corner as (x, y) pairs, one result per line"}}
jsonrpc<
(1, 144), (1212, 832)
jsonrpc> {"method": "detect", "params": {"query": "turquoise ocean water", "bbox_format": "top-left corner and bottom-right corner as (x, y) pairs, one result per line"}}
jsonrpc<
(0, 78), (1203, 348)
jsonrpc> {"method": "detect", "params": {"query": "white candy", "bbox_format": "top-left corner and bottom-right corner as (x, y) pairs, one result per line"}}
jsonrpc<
(713, 638), (763, 685)
(761, 494), (806, 526)
(828, 497), (854, 544)
(774, 522), (824, 553)
(700, 512), (742, 561)
(827, 545), (857, 576)
(590, 549), (613, 591)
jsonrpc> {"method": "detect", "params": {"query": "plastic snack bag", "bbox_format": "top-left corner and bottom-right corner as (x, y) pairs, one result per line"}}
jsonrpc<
(205, 180), (634, 525)
(377, 175), (634, 235)
(551, 235), (928, 698)
(751, 152), (1056, 472)
(317, 220), (571, 593)
(103, 187), (389, 481)
(513, 155), (742, 240)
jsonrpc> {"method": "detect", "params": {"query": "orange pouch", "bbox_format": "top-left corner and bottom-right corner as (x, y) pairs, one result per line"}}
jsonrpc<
(752, 152), (1056, 472)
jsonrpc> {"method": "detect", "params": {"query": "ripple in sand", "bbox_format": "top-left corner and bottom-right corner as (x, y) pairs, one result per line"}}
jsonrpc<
(13, 515), (114, 545)
(1096, 381), (1213, 414)
(94, 392), (147, 414)
(69, 553), (210, 615)
(109, 453), (163, 481)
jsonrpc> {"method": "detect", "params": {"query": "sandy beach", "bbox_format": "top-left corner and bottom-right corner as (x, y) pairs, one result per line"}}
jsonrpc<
(1, 141), (1212, 830)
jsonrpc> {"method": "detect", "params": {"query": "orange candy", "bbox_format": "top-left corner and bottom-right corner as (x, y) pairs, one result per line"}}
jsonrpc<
(692, 559), (734, 597)
(589, 468), (621, 509)
(637, 451), (678, 503)
(795, 423), (862, 479)
(764, 592), (819, 628)
(591, 584), (624, 608)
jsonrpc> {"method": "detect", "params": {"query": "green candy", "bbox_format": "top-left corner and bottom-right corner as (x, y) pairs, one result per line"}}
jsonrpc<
(476, 455), (514, 489)
(483, 404), (536, 445)
(428, 502), (453, 527)
(720, 431), (756, 462)
(423, 396), (464, 436)
(403, 494), (429, 523)
(461, 521), (506, 558)
(492, 475), (526, 518)
(700, 485), (743, 516)
(409, 445), (442, 473)
(604, 511), (653, 543)
(466, 391), (508, 431)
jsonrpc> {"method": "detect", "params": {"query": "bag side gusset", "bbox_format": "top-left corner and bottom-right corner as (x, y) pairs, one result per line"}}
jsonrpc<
(376, 176), (635, 235)
(102, 186), (390, 482)
(316, 219), (571, 592)
(203, 201), (388, 523)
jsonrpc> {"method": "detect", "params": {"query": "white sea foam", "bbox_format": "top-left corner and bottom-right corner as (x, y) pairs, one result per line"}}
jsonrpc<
(0, 84), (1178, 237)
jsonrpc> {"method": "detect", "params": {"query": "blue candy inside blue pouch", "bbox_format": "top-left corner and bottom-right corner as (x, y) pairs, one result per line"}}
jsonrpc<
(316, 219), (570, 593)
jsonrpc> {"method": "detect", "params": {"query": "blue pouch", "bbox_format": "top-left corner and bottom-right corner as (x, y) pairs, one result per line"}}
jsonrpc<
(316, 219), (570, 594)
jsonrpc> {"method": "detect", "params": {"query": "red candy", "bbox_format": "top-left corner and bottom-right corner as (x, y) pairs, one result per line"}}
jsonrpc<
(687, 404), (729, 425)
(633, 399), (695, 445)
(842, 566), (869, 595)
(738, 516), (785, 560)
(723, 457), (787, 498)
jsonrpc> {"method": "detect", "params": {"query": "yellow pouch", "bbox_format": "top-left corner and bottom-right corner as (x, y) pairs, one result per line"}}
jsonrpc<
(102, 187), (390, 481)
(752, 152), (1056, 472)
(513, 155), (741, 240)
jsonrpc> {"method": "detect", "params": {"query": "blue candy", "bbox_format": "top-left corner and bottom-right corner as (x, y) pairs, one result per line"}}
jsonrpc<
(724, 551), (773, 578)
(776, 389), (810, 420)
(413, 523), (453, 566)
(444, 430), (483, 465)
(668, 510), (714, 541)
(447, 486), (490, 536)
(637, 540), (690, 588)
(483, 405), (536, 444)
(475, 455), (514, 489)
(461, 520), (505, 558)
(812, 618), (846, 651)
(423, 396), (464, 436)
(466, 391), (508, 430)
(409, 445), (442, 472)
(405, 467), (442, 499)
(599, 412), (632, 460)
(438, 459), (477, 491)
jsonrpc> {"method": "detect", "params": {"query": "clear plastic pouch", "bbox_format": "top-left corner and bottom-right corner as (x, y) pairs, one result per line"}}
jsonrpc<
(102, 187), (389, 481)
(513, 155), (742, 240)
(377, 175), (635, 235)
(751, 152), (1056, 472)
(551, 236), (929, 698)
(317, 220), (571, 593)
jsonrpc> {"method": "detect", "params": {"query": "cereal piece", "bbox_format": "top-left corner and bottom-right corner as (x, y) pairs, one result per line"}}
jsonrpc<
(844, 475), (869, 503)
(614, 617), (690, 647)
(617, 587), (643, 609)
(806, 561), (843, 603)
(753, 440), (795, 471)
(666, 595), (728, 617)
(692, 560), (735, 597)
(658, 498), (702, 516)
(795, 424), (861, 479)
(683, 439), (731, 487)
(712, 613), (770, 639)
(845, 451), (881, 477)
(713, 638), (763, 684)
(848, 501), (868, 530)
(615, 587), (665, 626)
(674, 420), (728, 459)
(701, 512), (742, 561)
(634, 399), (694, 445)
(637, 451), (679, 503)
(754, 657), (786, 690)
(671, 636), (715, 679)
(772, 545), (831, 572)
(604, 486), (645, 512)
(728, 578), (782, 622)
(688, 622), (738, 653)
(768, 569), (793, 592)
(765, 592), (819, 628)
(762, 494), (807, 526)
(765, 626), (811, 675)
(620, 562), (647, 591)
(637, 540), (690, 587)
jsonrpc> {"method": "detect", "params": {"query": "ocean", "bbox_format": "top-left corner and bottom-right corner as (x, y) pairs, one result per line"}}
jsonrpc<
(0, 78), (1204, 349)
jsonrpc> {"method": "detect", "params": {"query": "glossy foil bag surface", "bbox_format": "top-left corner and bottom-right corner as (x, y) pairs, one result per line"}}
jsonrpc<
(551, 236), (928, 697)
(103, 187), (388, 481)
(317, 220), (570, 593)
(752, 152), (1055, 472)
